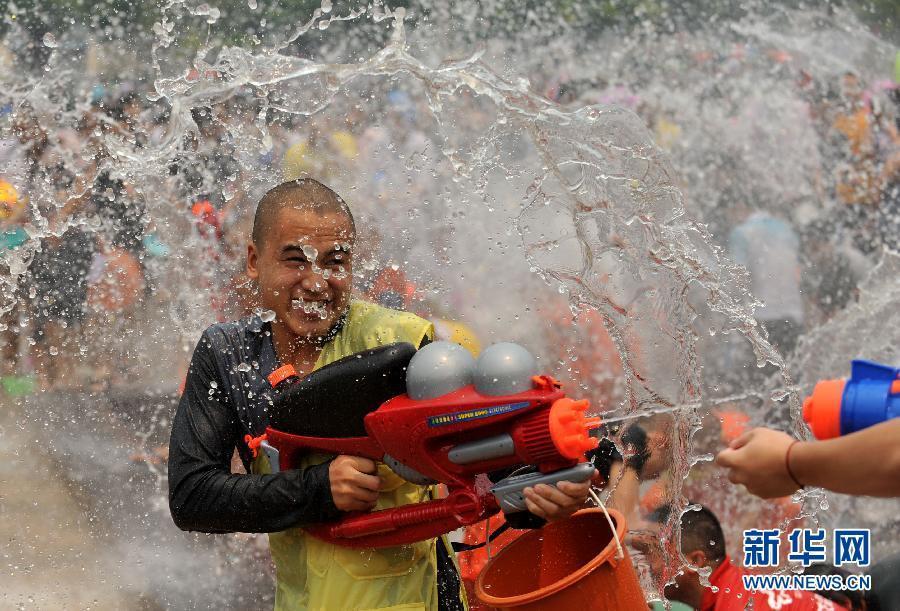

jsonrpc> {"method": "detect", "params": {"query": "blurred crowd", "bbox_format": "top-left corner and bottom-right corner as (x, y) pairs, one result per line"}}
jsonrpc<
(0, 77), (467, 391)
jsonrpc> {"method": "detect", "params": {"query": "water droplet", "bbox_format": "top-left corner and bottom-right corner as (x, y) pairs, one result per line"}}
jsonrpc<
(49, 346), (59, 356)
(321, 0), (333, 13)
(260, 309), (276, 322)
(210, 380), (218, 388)
(247, 0), (257, 8)
(302, 245), (318, 260)
(237, 362), (251, 373)
(770, 388), (791, 402)
(42, 32), (57, 48)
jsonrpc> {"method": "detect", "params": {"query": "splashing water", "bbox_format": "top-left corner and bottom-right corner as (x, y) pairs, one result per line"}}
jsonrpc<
(1, 0), (898, 606)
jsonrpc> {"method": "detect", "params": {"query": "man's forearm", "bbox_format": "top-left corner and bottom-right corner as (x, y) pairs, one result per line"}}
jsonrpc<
(167, 384), (342, 533)
(168, 460), (340, 533)
(792, 419), (900, 497)
(606, 462), (641, 521)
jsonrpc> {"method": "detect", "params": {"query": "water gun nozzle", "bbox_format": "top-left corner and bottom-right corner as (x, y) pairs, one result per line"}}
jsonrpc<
(802, 360), (899, 439)
(549, 398), (600, 459)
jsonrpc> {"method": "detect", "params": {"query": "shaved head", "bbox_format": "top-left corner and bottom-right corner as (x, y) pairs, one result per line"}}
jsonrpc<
(650, 504), (726, 564)
(246, 178), (356, 348)
(252, 178), (355, 250)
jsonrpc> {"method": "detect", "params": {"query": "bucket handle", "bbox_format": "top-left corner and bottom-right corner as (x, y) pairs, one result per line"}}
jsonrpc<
(588, 488), (625, 563)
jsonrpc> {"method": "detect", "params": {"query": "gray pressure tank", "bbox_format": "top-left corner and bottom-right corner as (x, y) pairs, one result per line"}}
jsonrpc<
(406, 341), (476, 400)
(473, 342), (538, 396)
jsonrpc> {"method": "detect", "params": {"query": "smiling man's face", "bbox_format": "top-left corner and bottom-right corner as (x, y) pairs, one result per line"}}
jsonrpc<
(247, 206), (354, 343)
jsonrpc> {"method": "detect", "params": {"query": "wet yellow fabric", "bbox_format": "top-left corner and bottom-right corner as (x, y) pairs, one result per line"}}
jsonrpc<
(432, 319), (481, 357)
(255, 300), (465, 611)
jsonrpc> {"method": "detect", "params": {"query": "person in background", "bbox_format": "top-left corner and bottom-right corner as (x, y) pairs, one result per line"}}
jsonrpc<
(27, 164), (97, 390)
(728, 207), (805, 357)
(0, 180), (27, 252)
(828, 71), (895, 255)
(0, 180), (30, 390)
(873, 83), (900, 252)
(798, 218), (861, 326)
(632, 504), (848, 610)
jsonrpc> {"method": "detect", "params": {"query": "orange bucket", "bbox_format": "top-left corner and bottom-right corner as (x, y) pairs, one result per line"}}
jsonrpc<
(474, 508), (645, 611)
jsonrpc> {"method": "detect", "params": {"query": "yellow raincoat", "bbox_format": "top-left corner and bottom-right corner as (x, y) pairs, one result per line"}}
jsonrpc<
(256, 300), (466, 611)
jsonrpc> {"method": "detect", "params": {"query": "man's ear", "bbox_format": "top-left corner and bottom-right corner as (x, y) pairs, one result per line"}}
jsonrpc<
(247, 243), (259, 280)
(684, 550), (709, 569)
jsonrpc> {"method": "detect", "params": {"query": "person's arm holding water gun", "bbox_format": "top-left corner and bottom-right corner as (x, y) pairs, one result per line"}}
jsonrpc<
(587, 423), (670, 521)
(715, 420), (900, 498)
(167, 332), (342, 533)
(169, 331), (585, 533)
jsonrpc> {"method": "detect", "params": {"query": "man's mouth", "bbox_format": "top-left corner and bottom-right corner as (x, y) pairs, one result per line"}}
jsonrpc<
(291, 298), (330, 320)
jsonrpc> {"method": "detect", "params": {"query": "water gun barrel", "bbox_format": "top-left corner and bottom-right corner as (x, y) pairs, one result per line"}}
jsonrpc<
(802, 359), (900, 439)
(446, 395), (600, 466)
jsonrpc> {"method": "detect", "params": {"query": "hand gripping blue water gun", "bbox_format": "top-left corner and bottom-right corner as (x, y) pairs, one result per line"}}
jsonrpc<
(802, 360), (900, 439)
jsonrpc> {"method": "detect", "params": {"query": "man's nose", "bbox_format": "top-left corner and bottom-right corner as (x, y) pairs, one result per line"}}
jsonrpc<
(300, 274), (326, 293)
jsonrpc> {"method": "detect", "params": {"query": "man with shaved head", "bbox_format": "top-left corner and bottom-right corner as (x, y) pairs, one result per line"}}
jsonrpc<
(632, 504), (848, 611)
(248, 178), (357, 350)
(167, 178), (591, 610)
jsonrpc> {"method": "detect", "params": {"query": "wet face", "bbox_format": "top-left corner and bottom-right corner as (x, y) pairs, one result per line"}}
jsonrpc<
(247, 207), (354, 344)
(629, 529), (667, 584)
(663, 566), (698, 602)
(629, 523), (704, 606)
(665, 549), (708, 605)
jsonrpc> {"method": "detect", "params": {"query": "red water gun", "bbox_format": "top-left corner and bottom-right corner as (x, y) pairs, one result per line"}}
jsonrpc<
(258, 341), (600, 549)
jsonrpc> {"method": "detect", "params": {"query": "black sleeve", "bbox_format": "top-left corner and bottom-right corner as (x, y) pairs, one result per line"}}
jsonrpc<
(588, 438), (624, 480)
(167, 333), (340, 533)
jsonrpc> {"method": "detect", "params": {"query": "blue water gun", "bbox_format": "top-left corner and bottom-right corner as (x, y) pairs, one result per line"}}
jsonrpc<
(802, 360), (900, 439)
